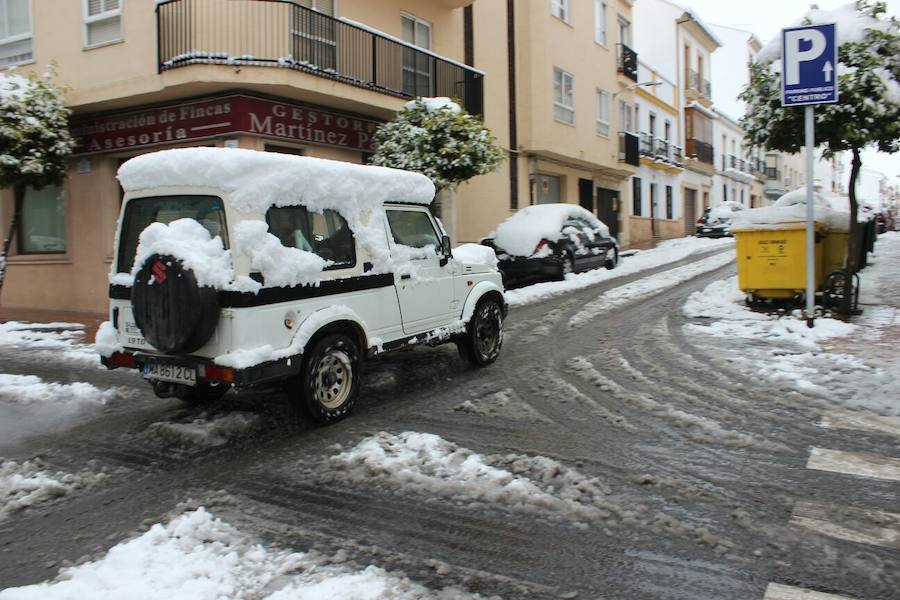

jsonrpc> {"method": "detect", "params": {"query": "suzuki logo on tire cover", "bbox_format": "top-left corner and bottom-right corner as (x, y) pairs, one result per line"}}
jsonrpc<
(152, 260), (167, 285)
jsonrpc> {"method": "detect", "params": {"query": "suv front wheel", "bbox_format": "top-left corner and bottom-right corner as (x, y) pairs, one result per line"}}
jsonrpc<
(458, 299), (504, 367)
(299, 333), (361, 424)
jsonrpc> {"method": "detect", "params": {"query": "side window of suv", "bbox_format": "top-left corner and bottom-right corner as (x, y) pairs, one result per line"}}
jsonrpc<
(266, 206), (355, 269)
(385, 209), (440, 252)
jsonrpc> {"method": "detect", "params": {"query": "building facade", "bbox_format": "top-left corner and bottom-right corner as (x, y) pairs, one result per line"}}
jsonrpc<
(0, 0), (480, 313)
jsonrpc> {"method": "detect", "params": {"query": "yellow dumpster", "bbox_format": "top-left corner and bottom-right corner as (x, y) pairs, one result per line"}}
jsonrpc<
(822, 229), (848, 274)
(732, 222), (826, 300)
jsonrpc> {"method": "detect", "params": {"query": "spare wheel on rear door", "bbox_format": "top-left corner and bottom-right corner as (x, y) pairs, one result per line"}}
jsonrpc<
(132, 253), (220, 354)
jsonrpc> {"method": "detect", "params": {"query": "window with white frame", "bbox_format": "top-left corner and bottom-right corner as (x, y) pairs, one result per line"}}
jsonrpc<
(84, 0), (121, 47)
(0, 0), (32, 66)
(401, 13), (432, 97)
(553, 68), (574, 124)
(594, 0), (607, 45)
(618, 15), (632, 47)
(551, 0), (570, 23)
(596, 89), (610, 136)
(619, 100), (634, 133)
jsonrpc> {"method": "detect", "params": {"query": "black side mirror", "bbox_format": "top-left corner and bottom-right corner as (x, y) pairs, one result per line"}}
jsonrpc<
(440, 235), (452, 266)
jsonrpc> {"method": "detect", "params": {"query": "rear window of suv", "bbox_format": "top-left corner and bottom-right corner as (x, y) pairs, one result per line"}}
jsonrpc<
(117, 195), (227, 274)
(266, 206), (356, 269)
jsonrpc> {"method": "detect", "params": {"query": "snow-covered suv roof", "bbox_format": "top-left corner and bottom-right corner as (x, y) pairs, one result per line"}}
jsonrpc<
(117, 147), (436, 214)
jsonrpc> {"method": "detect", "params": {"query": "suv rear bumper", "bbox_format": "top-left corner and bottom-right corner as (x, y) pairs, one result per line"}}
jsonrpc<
(101, 350), (302, 388)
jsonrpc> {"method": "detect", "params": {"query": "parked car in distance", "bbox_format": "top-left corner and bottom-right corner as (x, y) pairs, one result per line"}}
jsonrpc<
(481, 204), (619, 286)
(696, 201), (745, 238)
(99, 148), (506, 425)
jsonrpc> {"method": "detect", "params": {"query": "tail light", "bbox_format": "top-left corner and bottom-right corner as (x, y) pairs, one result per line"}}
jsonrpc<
(534, 239), (548, 254)
(696, 217), (704, 224)
(201, 365), (234, 384)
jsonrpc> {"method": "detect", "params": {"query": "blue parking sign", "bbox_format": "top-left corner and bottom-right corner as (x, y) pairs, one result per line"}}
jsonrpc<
(781, 23), (839, 106)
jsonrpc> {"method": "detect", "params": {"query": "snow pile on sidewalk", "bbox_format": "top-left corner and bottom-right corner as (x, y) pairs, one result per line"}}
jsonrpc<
(0, 459), (108, 522)
(0, 508), (482, 600)
(505, 236), (734, 307)
(683, 277), (856, 350)
(0, 322), (98, 366)
(0, 374), (121, 406)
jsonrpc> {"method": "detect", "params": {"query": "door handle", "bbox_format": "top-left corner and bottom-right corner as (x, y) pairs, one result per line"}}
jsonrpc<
(401, 274), (411, 280)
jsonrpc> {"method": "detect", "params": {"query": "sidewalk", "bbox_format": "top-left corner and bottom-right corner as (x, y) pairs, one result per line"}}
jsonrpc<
(0, 306), (105, 342)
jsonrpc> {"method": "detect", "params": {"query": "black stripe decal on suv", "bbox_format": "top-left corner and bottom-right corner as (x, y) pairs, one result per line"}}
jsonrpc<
(108, 273), (396, 308)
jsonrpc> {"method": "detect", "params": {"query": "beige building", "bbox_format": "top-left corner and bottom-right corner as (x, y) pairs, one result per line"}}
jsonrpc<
(0, 0), (480, 313)
(456, 0), (640, 246)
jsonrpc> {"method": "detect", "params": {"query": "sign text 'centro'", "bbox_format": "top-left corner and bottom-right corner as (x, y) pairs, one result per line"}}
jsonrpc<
(71, 95), (381, 155)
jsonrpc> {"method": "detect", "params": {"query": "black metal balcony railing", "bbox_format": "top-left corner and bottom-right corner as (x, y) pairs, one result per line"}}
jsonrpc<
(639, 133), (684, 167)
(617, 43), (638, 82)
(619, 131), (640, 166)
(686, 69), (711, 98)
(702, 78), (712, 98)
(156, 0), (484, 115)
(723, 153), (749, 173)
(686, 138), (713, 165)
(639, 132), (654, 156)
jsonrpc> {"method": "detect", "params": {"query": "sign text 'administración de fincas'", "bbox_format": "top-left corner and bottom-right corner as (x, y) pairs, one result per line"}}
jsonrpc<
(71, 95), (381, 155)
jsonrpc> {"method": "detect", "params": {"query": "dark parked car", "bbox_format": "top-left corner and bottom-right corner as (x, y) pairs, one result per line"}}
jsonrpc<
(696, 201), (745, 238)
(481, 204), (619, 286)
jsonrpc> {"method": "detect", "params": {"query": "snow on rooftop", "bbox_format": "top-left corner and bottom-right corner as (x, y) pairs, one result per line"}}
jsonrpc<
(117, 148), (436, 214)
(757, 3), (894, 64)
(492, 204), (609, 257)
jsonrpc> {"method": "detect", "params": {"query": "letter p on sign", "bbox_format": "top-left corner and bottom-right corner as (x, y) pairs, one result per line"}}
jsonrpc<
(784, 29), (826, 85)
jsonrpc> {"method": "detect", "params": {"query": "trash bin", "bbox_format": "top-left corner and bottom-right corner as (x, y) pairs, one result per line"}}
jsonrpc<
(732, 222), (826, 300)
(823, 229), (848, 273)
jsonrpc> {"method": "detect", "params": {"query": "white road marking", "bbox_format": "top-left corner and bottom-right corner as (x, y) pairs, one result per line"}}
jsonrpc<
(806, 447), (900, 482)
(764, 582), (857, 600)
(818, 411), (900, 437)
(791, 501), (900, 549)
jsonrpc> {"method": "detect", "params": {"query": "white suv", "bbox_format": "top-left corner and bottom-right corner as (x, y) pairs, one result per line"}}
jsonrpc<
(97, 148), (506, 423)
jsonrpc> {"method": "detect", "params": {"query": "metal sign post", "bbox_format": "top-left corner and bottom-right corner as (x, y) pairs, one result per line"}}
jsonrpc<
(781, 23), (839, 328)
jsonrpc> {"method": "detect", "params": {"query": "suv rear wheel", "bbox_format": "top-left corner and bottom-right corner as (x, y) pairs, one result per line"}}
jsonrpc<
(458, 299), (504, 367)
(299, 333), (360, 424)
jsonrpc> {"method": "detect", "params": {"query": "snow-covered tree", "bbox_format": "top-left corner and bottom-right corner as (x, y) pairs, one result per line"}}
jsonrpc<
(370, 98), (504, 192)
(740, 1), (900, 312)
(0, 69), (75, 297)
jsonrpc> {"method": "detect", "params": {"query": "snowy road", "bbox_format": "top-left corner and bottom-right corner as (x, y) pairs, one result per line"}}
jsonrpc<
(1, 239), (898, 599)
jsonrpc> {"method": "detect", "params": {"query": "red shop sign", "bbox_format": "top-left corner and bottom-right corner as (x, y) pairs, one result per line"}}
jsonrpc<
(70, 94), (381, 155)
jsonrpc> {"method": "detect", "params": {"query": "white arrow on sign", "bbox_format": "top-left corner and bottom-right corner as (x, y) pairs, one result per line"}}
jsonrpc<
(822, 60), (833, 82)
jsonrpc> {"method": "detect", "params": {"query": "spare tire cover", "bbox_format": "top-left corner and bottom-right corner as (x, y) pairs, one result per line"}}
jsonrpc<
(132, 254), (220, 354)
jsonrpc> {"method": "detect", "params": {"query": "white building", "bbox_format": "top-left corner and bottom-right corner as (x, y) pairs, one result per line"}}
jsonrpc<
(634, 0), (721, 227)
(712, 109), (756, 207)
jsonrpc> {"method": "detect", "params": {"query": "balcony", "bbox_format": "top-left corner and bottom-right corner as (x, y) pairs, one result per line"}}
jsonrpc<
(765, 167), (780, 180)
(723, 153), (749, 173)
(618, 131), (640, 166)
(639, 133), (683, 167)
(617, 43), (638, 82)
(686, 69), (711, 99)
(685, 138), (713, 165)
(156, 0), (485, 115)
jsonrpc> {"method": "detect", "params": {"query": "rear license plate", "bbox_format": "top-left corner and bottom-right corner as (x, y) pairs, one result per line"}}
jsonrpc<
(143, 361), (196, 386)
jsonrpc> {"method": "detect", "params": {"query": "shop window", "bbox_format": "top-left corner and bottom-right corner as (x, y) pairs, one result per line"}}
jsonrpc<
(84, 0), (122, 47)
(554, 68), (575, 125)
(535, 174), (561, 205)
(18, 185), (66, 254)
(292, 0), (336, 71)
(0, 0), (32, 66)
(265, 144), (305, 156)
(267, 205), (355, 269)
(401, 13), (432, 98)
(632, 177), (642, 216)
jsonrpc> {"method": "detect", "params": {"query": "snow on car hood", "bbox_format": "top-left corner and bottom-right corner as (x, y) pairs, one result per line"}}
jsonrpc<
(451, 243), (498, 271)
(492, 204), (610, 257)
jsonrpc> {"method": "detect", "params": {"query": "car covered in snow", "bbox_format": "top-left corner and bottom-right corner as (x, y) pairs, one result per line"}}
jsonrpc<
(481, 204), (619, 286)
(696, 201), (745, 238)
(97, 148), (506, 424)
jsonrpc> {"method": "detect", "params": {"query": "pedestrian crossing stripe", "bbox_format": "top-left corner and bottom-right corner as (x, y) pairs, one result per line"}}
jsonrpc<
(806, 447), (900, 482)
(818, 411), (900, 437)
(790, 501), (900, 549)
(764, 582), (857, 599)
